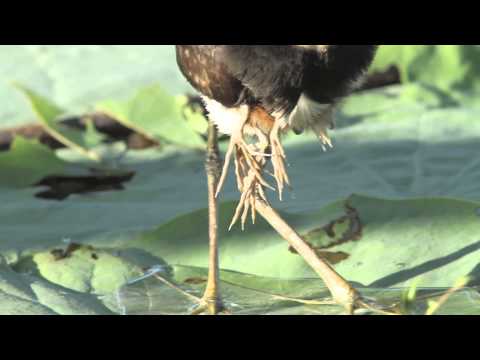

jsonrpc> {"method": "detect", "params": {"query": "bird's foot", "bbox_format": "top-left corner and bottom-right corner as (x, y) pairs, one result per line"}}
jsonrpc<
(190, 296), (231, 315)
(150, 271), (229, 315)
(189, 280), (231, 315)
(279, 289), (400, 315)
(270, 120), (290, 201)
(215, 120), (273, 199)
(353, 298), (402, 316)
(323, 282), (400, 315)
(229, 151), (271, 231)
(215, 114), (291, 230)
(225, 127), (275, 231)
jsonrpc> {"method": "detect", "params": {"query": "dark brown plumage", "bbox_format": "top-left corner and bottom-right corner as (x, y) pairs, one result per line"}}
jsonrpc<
(176, 45), (377, 131)
(177, 45), (378, 211)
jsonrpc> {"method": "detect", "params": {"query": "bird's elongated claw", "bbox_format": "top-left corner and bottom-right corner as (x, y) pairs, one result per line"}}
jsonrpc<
(215, 114), (250, 198)
(215, 139), (236, 198)
(270, 120), (290, 201)
(215, 112), (291, 230)
(228, 152), (269, 231)
(215, 119), (275, 199)
(240, 150), (275, 192)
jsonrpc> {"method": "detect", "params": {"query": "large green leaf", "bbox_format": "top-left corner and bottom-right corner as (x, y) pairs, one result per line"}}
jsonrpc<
(14, 84), (104, 161)
(126, 195), (480, 288)
(2, 46), (480, 314)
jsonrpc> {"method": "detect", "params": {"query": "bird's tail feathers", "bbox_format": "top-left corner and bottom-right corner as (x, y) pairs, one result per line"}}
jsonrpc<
(288, 93), (335, 150)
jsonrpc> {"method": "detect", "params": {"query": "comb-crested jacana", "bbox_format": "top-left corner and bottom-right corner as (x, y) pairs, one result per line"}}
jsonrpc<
(176, 45), (381, 315)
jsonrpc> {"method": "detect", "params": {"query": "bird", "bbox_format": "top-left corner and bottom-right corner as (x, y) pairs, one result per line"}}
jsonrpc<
(176, 45), (379, 315)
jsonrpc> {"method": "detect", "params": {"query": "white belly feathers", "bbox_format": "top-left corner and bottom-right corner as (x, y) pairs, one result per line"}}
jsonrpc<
(202, 96), (249, 136)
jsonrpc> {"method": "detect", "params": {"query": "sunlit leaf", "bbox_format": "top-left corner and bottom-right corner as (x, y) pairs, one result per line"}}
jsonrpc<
(96, 85), (205, 149)
(13, 84), (103, 161)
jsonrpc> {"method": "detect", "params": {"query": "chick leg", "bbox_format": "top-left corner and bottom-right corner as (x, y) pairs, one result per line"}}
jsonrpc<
(191, 120), (227, 315)
(254, 200), (359, 313)
(254, 199), (397, 315)
(228, 128), (271, 231)
(214, 111), (274, 231)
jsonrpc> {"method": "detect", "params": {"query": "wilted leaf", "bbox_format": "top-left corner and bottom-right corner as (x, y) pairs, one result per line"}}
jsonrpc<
(14, 84), (104, 161)
(96, 85), (205, 149)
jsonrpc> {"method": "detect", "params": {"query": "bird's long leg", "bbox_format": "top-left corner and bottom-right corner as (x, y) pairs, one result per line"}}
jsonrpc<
(227, 128), (392, 314)
(191, 120), (228, 315)
(212, 113), (386, 314)
(254, 199), (386, 315)
(254, 200), (358, 313)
